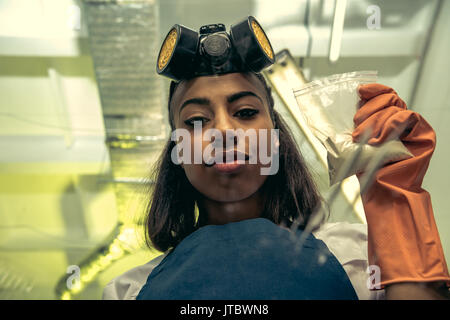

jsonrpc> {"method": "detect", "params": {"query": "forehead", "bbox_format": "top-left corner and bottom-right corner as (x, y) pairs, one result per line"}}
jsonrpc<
(171, 73), (267, 110)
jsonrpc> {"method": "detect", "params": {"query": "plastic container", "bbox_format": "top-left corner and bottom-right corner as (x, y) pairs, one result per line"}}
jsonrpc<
(293, 71), (412, 186)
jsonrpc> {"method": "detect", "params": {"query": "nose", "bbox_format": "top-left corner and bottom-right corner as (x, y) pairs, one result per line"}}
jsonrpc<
(214, 108), (238, 148)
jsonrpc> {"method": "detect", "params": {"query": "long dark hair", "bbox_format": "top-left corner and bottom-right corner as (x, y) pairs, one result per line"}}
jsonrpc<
(144, 73), (325, 252)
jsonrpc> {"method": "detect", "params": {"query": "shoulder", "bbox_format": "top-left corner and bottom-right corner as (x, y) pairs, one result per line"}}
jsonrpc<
(313, 221), (368, 260)
(102, 253), (167, 300)
(313, 221), (385, 300)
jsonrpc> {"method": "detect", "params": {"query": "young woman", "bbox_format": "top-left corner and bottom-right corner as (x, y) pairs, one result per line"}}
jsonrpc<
(103, 18), (450, 300)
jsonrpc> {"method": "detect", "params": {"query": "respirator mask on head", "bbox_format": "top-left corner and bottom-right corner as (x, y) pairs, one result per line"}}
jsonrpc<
(156, 16), (275, 81)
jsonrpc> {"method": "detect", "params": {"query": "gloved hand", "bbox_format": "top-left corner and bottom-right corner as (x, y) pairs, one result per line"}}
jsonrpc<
(352, 83), (450, 289)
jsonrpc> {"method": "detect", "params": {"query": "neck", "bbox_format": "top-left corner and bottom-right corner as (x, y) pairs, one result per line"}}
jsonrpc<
(199, 191), (264, 226)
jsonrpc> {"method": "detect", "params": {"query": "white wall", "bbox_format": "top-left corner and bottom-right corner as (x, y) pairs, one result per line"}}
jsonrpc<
(411, 0), (450, 263)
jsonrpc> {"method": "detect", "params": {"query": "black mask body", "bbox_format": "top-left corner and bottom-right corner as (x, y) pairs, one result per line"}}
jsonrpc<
(156, 16), (275, 81)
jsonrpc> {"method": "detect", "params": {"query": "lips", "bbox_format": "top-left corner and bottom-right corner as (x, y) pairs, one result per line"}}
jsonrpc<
(205, 149), (249, 174)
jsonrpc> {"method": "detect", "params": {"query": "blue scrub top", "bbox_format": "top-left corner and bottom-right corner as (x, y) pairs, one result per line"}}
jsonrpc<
(137, 217), (358, 300)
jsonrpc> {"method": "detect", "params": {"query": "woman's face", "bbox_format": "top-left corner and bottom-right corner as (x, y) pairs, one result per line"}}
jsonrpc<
(171, 72), (275, 203)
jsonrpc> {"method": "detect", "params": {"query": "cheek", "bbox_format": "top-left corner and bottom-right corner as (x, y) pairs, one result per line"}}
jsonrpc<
(240, 127), (279, 166)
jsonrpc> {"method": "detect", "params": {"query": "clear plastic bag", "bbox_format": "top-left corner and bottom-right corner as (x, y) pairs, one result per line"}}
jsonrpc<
(293, 71), (412, 186)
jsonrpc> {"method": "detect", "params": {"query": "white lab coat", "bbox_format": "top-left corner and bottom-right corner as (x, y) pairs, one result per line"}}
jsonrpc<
(102, 221), (385, 300)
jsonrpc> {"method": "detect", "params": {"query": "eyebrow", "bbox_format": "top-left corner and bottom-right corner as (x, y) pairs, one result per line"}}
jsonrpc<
(227, 91), (264, 104)
(179, 97), (210, 115)
(178, 91), (264, 116)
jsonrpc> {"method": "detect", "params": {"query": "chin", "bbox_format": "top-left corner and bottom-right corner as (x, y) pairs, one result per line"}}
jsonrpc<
(184, 164), (267, 203)
(204, 187), (257, 203)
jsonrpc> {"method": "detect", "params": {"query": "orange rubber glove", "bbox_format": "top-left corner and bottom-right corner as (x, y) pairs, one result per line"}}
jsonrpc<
(352, 83), (450, 289)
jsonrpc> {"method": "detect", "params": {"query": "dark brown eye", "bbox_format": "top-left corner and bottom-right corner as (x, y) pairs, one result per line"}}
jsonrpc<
(235, 109), (259, 119)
